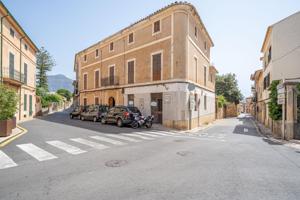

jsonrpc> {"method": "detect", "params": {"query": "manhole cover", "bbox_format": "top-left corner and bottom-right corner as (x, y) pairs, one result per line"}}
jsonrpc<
(174, 139), (185, 142)
(105, 160), (128, 167)
(176, 151), (192, 157)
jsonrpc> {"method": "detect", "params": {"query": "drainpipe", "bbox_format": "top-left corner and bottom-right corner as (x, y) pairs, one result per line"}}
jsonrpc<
(0, 14), (9, 83)
(19, 36), (25, 121)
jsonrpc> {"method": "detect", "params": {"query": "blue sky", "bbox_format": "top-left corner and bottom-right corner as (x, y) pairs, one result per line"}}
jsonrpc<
(3, 0), (300, 97)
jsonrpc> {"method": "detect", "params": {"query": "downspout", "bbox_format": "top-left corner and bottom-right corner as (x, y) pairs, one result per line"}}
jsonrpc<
(0, 14), (9, 83)
(19, 36), (25, 121)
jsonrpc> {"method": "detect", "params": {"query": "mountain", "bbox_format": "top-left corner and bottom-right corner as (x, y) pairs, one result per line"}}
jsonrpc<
(48, 74), (74, 93)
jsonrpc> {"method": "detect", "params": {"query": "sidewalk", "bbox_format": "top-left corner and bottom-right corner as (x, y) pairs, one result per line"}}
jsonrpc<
(253, 119), (300, 150)
(152, 121), (214, 134)
(0, 126), (27, 148)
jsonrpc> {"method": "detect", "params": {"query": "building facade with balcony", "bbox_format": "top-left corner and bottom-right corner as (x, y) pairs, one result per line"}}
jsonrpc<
(0, 2), (38, 122)
(74, 2), (217, 130)
(251, 11), (300, 139)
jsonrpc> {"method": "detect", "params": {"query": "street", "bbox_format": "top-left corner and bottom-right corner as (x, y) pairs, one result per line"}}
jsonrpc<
(0, 112), (300, 200)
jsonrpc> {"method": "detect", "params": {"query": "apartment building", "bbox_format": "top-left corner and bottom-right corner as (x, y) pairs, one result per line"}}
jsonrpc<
(74, 2), (217, 130)
(251, 11), (300, 139)
(0, 2), (38, 122)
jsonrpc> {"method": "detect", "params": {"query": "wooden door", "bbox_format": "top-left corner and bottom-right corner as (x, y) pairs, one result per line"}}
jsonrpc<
(151, 93), (162, 124)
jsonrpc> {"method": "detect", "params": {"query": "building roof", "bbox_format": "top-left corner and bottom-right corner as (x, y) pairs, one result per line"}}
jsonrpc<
(0, 1), (38, 52)
(250, 69), (262, 81)
(261, 11), (300, 52)
(76, 1), (214, 56)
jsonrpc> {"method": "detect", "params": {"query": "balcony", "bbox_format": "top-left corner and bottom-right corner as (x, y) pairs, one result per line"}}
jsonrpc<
(2, 67), (25, 86)
(101, 76), (119, 87)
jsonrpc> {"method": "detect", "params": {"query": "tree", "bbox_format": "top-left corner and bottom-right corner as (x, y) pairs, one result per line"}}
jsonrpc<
(217, 95), (227, 108)
(0, 84), (18, 120)
(216, 73), (243, 104)
(56, 89), (72, 101)
(36, 47), (55, 91)
(268, 80), (282, 120)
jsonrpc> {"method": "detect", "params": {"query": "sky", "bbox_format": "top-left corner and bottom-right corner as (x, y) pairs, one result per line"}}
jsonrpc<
(3, 0), (300, 97)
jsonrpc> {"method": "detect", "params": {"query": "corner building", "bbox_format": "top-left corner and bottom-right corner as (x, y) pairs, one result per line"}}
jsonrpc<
(74, 2), (217, 130)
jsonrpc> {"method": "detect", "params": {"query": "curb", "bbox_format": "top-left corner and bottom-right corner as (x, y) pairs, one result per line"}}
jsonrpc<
(0, 125), (28, 148)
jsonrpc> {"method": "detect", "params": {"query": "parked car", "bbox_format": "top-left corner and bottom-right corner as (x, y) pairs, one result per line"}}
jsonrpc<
(101, 106), (142, 127)
(70, 106), (84, 119)
(80, 105), (109, 122)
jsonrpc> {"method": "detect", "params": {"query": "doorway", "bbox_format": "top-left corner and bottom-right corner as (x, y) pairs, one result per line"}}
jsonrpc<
(151, 93), (162, 124)
(108, 97), (115, 107)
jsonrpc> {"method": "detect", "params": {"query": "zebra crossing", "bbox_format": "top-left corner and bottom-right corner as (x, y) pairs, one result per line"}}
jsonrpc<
(0, 130), (177, 170)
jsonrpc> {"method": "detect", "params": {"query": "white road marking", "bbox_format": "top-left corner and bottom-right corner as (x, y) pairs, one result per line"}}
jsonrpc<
(17, 143), (58, 161)
(122, 133), (153, 140)
(105, 134), (140, 142)
(244, 128), (249, 133)
(133, 132), (162, 138)
(146, 131), (171, 136)
(46, 140), (86, 155)
(155, 131), (177, 135)
(70, 138), (109, 150)
(90, 136), (126, 145)
(0, 150), (17, 169)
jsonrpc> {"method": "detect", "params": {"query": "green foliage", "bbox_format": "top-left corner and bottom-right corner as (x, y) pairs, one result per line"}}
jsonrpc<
(56, 89), (72, 101)
(216, 73), (243, 104)
(44, 93), (63, 103)
(36, 47), (55, 91)
(36, 86), (63, 108)
(268, 80), (282, 120)
(217, 95), (227, 108)
(0, 84), (18, 120)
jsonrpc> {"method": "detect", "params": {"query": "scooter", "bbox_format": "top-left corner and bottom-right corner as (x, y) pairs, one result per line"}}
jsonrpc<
(131, 115), (154, 129)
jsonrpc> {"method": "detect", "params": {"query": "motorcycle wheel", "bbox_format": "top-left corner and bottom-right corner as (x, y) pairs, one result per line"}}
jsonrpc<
(145, 122), (152, 128)
(131, 121), (139, 129)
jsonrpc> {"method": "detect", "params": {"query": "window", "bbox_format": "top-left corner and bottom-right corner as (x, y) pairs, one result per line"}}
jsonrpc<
(24, 63), (28, 84)
(267, 46), (272, 64)
(24, 94), (27, 111)
(194, 57), (198, 82)
(263, 73), (270, 90)
(9, 53), (14, 79)
(95, 49), (99, 57)
(10, 28), (14, 37)
(152, 52), (162, 81)
(128, 94), (134, 106)
(94, 70), (100, 88)
(204, 41), (207, 50)
(204, 66), (207, 86)
(127, 60), (135, 84)
(153, 20), (160, 34)
(83, 73), (88, 90)
(204, 95), (207, 110)
(195, 26), (198, 38)
(84, 55), (87, 62)
(128, 33), (134, 44)
(24, 44), (28, 51)
(95, 97), (99, 105)
(83, 98), (87, 106)
(109, 66), (115, 85)
(109, 42), (114, 52)
(209, 73), (213, 82)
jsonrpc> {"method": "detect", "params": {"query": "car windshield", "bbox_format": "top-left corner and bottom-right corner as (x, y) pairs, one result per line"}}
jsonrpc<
(127, 107), (140, 114)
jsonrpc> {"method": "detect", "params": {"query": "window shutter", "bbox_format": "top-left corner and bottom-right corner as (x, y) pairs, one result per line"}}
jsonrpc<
(128, 61), (134, 84)
(152, 53), (161, 81)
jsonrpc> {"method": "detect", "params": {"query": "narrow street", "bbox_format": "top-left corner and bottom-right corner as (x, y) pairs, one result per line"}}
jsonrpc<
(0, 112), (300, 200)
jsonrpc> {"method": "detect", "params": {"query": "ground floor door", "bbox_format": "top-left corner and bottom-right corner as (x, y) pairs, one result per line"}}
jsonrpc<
(108, 97), (115, 107)
(151, 93), (162, 124)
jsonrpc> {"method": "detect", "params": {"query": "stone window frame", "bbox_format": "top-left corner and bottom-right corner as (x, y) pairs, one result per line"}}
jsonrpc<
(109, 42), (114, 52)
(94, 69), (100, 88)
(150, 50), (163, 81)
(126, 58), (136, 84)
(152, 19), (161, 36)
(83, 72), (88, 90)
(128, 32), (135, 45)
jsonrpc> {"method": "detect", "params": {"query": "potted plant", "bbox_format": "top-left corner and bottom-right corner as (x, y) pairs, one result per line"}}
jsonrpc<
(0, 84), (18, 137)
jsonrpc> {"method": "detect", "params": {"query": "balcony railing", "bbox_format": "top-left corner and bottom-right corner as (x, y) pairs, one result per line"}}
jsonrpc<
(101, 76), (119, 87)
(2, 67), (25, 83)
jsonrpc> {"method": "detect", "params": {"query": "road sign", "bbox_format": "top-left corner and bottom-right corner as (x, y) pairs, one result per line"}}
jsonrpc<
(277, 93), (285, 99)
(277, 98), (285, 105)
(189, 94), (195, 111)
(277, 83), (285, 94)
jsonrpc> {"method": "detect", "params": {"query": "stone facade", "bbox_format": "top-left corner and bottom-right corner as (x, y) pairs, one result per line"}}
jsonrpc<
(74, 2), (217, 130)
(0, 2), (38, 122)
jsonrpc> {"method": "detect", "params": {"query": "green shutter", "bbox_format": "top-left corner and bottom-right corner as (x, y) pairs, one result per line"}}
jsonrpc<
(29, 95), (33, 116)
(24, 94), (27, 111)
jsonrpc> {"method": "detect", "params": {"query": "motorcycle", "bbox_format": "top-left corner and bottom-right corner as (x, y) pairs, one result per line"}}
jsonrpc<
(131, 115), (154, 129)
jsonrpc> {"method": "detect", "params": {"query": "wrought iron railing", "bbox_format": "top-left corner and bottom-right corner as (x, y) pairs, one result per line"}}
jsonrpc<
(101, 76), (119, 87)
(2, 67), (25, 83)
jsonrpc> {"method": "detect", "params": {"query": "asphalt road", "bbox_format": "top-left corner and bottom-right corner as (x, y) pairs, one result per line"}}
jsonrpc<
(0, 112), (300, 200)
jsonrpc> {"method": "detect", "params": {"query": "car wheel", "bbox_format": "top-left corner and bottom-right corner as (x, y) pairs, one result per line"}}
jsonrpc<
(101, 117), (106, 124)
(81, 116), (84, 121)
(93, 117), (97, 122)
(117, 118), (123, 127)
